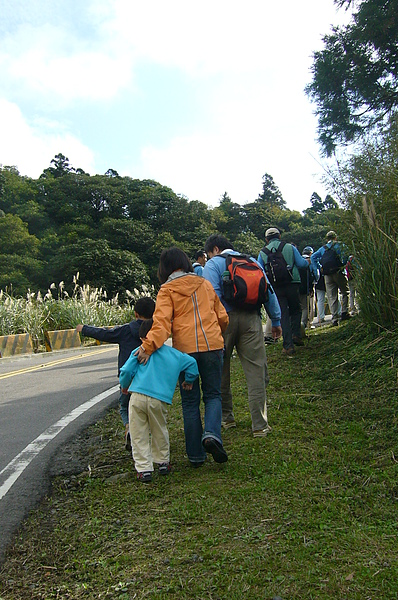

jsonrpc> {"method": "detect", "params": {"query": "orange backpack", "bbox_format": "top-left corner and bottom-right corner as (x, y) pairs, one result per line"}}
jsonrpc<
(222, 254), (268, 310)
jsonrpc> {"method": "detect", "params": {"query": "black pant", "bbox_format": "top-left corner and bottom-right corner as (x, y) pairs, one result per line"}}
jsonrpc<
(275, 284), (302, 350)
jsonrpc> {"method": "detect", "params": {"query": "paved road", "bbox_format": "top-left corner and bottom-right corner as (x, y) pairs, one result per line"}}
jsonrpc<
(0, 345), (120, 562)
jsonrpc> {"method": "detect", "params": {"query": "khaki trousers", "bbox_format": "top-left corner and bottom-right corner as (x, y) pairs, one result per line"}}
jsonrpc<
(129, 392), (169, 473)
(325, 271), (349, 321)
(222, 310), (269, 431)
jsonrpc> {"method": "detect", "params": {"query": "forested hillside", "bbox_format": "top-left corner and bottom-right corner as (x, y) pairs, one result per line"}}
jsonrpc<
(0, 153), (349, 297)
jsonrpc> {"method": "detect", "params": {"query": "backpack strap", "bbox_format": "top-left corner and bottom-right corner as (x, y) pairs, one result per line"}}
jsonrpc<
(262, 240), (286, 256)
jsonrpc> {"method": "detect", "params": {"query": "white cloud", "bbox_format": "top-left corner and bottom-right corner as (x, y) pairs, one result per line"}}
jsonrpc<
(0, 22), (134, 103)
(0, 100), (95, 176)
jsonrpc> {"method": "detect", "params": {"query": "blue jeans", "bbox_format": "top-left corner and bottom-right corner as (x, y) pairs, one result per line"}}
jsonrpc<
(179, 350), (223, 464)
(119, 389), (130, 426)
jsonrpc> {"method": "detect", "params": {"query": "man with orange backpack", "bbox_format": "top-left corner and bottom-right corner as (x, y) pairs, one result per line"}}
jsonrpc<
(203, 234), (281, 438)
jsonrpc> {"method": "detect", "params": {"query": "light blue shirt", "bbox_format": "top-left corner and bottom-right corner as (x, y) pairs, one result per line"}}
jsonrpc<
(120, 345), (199, 405)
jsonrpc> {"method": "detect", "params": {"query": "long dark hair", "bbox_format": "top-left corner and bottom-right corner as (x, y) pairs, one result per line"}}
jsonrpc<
(157, 247), (194, 284)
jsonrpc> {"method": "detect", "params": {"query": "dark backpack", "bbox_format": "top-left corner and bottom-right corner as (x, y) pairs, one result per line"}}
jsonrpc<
(222, 254), (268, 310)
(320, 243), (343, 275)
(260, 241), (293, 287)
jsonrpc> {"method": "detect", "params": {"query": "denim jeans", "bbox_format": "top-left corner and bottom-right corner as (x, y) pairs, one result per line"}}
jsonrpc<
(179, 350), (223, 464)
(119, 389), (130, 427)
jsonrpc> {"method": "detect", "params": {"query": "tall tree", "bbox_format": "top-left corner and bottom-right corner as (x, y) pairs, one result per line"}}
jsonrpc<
(306, 0), (398, 156)
(257, 173), (286, 208)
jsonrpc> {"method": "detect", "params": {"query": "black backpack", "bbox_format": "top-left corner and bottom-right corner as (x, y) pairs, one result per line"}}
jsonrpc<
(320, 243), (343, 275)
(260, 241), (293, 287)
(221, 254), (268, 310)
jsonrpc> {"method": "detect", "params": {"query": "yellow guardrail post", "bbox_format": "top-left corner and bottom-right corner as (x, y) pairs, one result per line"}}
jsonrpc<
(0, 334), (34, 358)
(44, 329), (82, 352)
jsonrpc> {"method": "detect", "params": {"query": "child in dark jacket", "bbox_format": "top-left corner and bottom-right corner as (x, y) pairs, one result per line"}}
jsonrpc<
(120, 318), (199, 483)
(76, 296), (155, 450)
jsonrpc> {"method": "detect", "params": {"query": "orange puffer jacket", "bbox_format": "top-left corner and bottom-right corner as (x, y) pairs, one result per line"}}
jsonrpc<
(141, 272), (229, 355)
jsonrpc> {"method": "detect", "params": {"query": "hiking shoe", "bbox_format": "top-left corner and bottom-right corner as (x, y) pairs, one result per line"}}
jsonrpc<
(221, 419), (237, 430)
(190, 460), (205, 468)
(282, 347), (295, 357)
(137, 471), (152, 483)
(203, 437), (228, 463)
(253, 425), (272, 438)
(124, 429), (132, 452)
(158, 463), (171, 476)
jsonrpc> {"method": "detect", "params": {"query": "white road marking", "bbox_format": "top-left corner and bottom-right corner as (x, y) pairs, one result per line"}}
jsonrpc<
(0, 385), (119, 501)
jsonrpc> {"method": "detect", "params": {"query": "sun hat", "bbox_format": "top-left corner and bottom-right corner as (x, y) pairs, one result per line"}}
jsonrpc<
(265, 227), (280, 238)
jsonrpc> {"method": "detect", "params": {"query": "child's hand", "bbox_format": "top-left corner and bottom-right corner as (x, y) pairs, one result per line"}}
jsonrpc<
(135, 346), (150, 364)
(181, 381), (193, 391)
(76, 324), (83, 332)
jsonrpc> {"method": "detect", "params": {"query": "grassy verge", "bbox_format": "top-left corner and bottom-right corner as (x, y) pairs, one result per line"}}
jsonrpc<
(1, 319), (397, 599)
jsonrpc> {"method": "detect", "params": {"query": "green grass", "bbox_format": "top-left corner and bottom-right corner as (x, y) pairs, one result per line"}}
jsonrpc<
(1, 319), (397, 599)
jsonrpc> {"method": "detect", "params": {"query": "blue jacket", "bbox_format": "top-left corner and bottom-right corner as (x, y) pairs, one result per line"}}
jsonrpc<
(311, 241), (349, 275)
(81, 321), (143, 375)
(192, 263), (204, 276)
(119, 345), (199, 405)
(203, 250), (281, 327)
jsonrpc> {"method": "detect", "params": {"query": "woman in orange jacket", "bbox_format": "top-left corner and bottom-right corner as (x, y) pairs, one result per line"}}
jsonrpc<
(136, 247), (229, 467)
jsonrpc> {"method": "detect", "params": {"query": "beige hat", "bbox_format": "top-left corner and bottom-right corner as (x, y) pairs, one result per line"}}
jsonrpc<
(326, 230), (337, 239)
(265, 227), (280, 238)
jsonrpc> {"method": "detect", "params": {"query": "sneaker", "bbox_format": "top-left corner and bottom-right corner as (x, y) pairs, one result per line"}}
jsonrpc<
(190, 460), (205, 468)
(158, 463), (171, 476)
(264, 335), (275, 345)
(292, 336), (304, 346)
(253, 425), (272, 438)
(137, 471), (152, 483)
(221, 419), (237, 430)
(282, 347), (295, 357)
(203, 437), (228, 463)
(124, 429), (132, 452)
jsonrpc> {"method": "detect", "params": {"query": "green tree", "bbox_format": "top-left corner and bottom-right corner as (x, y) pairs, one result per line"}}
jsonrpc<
(326, 117), (398, 229)
(41, 153), (74, 178)
(48, 239), (149, 298)
(0, 213), (40, 255)
(257, 173), (286, 209)
(306, 0), (398, 156)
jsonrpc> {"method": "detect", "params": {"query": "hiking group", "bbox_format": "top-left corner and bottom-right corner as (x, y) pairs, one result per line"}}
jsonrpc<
(77, 228), (356, 482)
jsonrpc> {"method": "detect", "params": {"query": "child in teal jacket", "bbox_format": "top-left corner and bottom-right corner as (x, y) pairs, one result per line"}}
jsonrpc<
(120, 319), (199, 482)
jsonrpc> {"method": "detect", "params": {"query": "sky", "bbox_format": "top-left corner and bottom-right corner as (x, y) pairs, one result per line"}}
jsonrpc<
(0, 0), (351, 213)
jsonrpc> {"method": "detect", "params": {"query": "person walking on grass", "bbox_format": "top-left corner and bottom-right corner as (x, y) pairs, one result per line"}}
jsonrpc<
(258, 227), (309, 357)
(298, 246), (316, 332)
(135, 247), (229, 467)
(311, 231), (350, 327)
(203, 234), (282, 438)
(120, 318), (199, 483)
(76, 296), (155, 452)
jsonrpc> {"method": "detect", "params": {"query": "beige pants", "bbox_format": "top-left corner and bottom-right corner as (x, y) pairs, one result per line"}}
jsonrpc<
(129, 392), (169, 473)
(325, 271), (349, 321)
